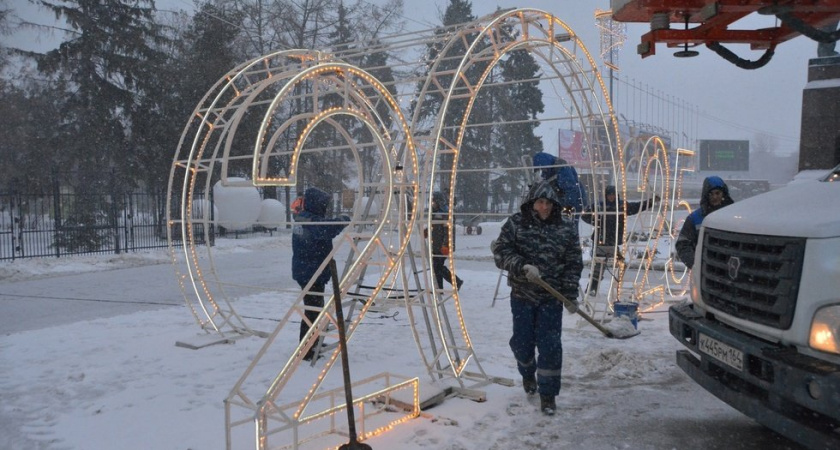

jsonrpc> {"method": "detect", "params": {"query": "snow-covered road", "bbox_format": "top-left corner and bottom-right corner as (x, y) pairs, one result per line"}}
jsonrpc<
(0, 235), (808, 449)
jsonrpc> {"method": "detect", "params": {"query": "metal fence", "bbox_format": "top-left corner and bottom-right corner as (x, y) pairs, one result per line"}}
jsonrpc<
(1, 179), (530, 261)
(0, 187), (176, 261)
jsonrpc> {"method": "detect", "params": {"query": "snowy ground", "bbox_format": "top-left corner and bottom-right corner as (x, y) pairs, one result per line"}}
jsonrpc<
(0, 225), (807, 450)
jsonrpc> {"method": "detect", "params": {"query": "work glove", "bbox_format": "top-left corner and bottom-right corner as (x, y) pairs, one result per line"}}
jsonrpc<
(522, 264), (540, 283)
(564, 298), (580, 314)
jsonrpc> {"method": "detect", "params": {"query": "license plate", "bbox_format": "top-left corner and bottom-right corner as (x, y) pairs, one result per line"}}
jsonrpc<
(698, 333), (744, 372)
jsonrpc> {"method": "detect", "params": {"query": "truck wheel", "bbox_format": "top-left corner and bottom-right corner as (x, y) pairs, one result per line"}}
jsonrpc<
(466, 226), (473, 235)
(476, 226), (482, 235)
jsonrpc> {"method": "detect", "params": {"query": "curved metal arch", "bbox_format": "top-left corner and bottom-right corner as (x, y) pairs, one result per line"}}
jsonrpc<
(163, 9), (682, 448)
(518, 38), (623, 274)
(213, 63), (421, 449)
(622, 135), (672, 309)
(251, 62), (411, 187)
(177, 49), (333, 193)
(167, 49), (336, 335)
(248, 107), (399, 402)
(431, 7), (621, 240)
(664, 147), (695, 297)
(420, 9), (620, 367)
(170, 55), (419, 337)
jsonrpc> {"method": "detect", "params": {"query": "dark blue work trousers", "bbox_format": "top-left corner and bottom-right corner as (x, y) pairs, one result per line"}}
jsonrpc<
(509, 296), (564, 396)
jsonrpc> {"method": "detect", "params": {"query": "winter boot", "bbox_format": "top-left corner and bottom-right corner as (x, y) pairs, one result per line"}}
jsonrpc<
(522, 374), (537, 396)
(586, 279), (599, 297)
(540, 395), (556, 416)
(456, 277), (464, 290)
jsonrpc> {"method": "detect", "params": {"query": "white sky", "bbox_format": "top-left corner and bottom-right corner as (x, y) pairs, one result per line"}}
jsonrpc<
(2, 0), (816, 157)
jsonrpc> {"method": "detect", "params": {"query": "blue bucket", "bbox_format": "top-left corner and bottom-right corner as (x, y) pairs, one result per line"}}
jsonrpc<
(613, 302), (639, 329)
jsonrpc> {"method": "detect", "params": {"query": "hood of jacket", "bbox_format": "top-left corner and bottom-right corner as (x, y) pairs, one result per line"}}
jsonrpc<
(432, 191), (448, 213)
(700, 176), (734, 215)
(520, 180), (564, 224)
(303, 187), (331, 216)
(533, 151), (558, 180)
(602, 185), (618, 209)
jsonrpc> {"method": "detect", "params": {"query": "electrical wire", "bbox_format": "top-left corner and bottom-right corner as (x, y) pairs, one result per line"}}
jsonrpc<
(0, 291), (181, 307)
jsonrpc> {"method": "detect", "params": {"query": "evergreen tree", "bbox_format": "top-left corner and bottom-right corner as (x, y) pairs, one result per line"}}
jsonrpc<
(358, 47), (397, 186)
(494, 47), (544, 212)
(34, 0), (165, 250)
(409, 3), (547, 214)
(411, 0), (476, 200)
(183, 2), (251, 181)
(130, 2), (245, 201)
(131, 11), (184, 193)
(306, 0), (356, 195)
(237, 0), (403, 199)
(179, 2), (244, 111)
(331, 0), (403, 196)
(232, 0), (348, 198)
(315, 1), (402, 197)
(0, 83), (62, 193)
(36, 0), (164, 187)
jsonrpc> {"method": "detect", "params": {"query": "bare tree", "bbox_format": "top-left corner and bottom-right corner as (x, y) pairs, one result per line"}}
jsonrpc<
(228, 0), (404, 198)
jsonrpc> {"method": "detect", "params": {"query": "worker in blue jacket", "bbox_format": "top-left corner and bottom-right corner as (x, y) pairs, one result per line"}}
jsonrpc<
(292, 187), (350, 360)
(532, 151), (588, 221)
(675, 176), (734, 270)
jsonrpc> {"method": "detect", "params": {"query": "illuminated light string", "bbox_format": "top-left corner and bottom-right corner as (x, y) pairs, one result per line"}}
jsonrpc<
(173, 55), (289, 334)
(233, 61), (419, 445)
(606, 135), (693, 311)
(664, 148), (695, 294)
(429, 10), (617, 379)
(184, 127), (228, 331)
(630, 136), (671, 311)
(256, 376), (420, 445)
(252, 64), (411, 186)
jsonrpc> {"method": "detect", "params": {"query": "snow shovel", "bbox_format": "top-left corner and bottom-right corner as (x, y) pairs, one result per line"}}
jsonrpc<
(532, 276), (640, 339)
(328, 260), (373, 450)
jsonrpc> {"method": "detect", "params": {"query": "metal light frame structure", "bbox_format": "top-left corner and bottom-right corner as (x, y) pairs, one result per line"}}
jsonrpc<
(165, 8), (640, 449)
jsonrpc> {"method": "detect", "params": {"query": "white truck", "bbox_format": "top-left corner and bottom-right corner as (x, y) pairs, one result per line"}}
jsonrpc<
(669, 164), (840, 449)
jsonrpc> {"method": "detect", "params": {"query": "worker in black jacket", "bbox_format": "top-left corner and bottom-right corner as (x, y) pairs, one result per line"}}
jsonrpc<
(581, 185), (656, 297)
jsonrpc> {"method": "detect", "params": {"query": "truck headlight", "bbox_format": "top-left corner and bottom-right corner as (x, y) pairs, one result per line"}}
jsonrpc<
(810, 306), (840, 355)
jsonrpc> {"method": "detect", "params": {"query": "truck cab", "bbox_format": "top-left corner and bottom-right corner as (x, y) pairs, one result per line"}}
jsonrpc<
(669, 164), (840, 448)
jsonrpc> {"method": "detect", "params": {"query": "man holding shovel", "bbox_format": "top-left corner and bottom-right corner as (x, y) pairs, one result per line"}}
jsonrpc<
(491, 180), (583, 416)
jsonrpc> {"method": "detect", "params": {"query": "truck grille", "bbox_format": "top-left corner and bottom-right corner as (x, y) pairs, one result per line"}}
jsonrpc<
(700, 228), (805, 329)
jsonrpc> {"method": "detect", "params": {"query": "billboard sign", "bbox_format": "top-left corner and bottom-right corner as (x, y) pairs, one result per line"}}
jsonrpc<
(558, 129), (587, 166)
(699, 140), (750, 171)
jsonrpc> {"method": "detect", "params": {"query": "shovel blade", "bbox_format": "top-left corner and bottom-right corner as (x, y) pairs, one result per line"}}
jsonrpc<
(530, 276), (642, 339)
(602, 317), (641, 339)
